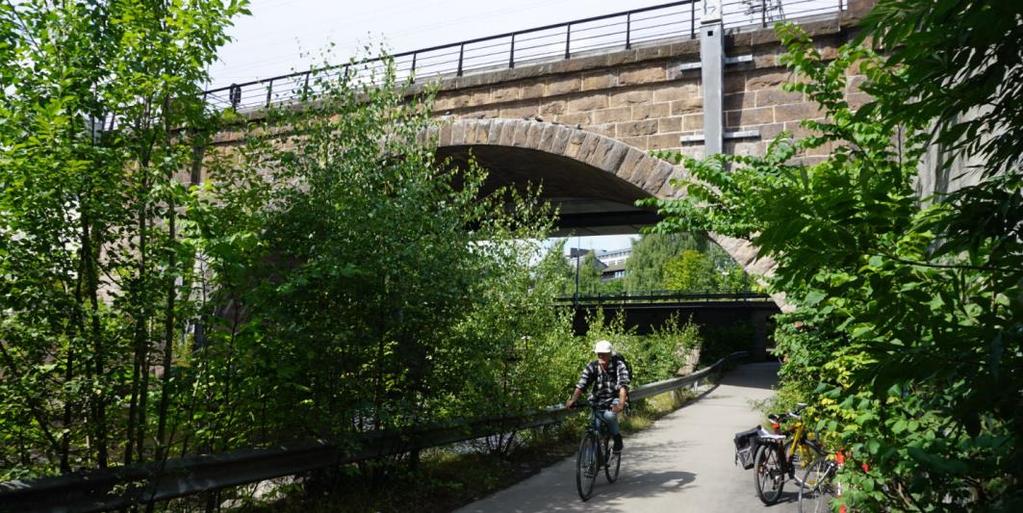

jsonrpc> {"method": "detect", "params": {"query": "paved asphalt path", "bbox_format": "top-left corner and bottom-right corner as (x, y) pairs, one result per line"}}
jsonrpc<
(453, 362), (801, 513)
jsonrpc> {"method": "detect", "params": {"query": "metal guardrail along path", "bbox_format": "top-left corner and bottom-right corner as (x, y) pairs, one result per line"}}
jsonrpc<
(0, 352), (748, 513)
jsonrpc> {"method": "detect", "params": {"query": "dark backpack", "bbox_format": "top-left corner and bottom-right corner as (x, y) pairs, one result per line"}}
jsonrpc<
(612, 353), (633, 403)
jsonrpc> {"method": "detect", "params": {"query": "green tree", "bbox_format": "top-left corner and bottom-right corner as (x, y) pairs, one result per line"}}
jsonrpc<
(662, 249), (715, 292)
(576, 252), (604, 295)
(0, 0), (245, 478)
(645, 13), (1022, 512)
(622, 233), (699, 292)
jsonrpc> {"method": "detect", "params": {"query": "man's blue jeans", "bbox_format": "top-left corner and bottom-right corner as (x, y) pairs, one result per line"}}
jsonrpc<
(592, 398), (622, 436)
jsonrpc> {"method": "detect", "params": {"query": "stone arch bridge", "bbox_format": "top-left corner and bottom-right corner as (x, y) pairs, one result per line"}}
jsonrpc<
(207, 0), (873, 301)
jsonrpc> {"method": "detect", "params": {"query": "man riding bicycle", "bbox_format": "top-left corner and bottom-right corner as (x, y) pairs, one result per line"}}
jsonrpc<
(565, 340), (630, 453)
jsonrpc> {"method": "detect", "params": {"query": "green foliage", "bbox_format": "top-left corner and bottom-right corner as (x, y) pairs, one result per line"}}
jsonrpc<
(662, 249), (716, 292)
(0, 0), (245, 478)
(644, 16), (1022, 513)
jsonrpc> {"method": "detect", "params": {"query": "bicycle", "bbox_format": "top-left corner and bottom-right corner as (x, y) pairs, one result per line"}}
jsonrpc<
(574, 402), (622, 501)
(753, 403), (825, 505)
(798, 451), (841, 513)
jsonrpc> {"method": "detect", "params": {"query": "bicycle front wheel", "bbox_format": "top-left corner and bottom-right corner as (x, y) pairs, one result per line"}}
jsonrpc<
(754, 443), (786, 504)
(576, 432), (599, 501)
(604, 438), (620, 483)
(798, 458), (836, 513)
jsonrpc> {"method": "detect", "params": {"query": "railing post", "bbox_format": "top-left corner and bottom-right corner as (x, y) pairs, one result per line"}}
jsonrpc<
(565, 23), (571, 59)
(229, 83), (241, 109)
(265, 79), (273, 107)
(457, 43), (465, 76)
(762, 0), (767, 26)
(625, 12), (631, 49)
(690, 0), (696, 39)
(509, 33), (516, 68)
(411, 52), (417, 76)
(303, 71), (310, 96)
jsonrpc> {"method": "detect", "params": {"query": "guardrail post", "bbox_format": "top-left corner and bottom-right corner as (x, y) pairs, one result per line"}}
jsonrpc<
(457, 43), (465, 76)
(411, 52), (417, 76)
(625, 13), (632, 49)
(762, 0), (767, 26)
(303, 71), (310, 96)
(509, 33), (516, 68)
(265, 79), (273, 107)
(565, 23), (571, 58)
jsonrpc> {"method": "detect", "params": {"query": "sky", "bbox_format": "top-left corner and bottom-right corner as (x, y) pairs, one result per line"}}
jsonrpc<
(208, 1), (677, 254)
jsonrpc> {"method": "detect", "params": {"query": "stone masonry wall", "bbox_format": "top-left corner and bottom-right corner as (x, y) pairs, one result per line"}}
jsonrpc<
(423, 17), (867, 164)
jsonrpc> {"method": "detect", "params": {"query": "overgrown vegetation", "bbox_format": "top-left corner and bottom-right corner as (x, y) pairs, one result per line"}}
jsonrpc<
(644, 1), (1023, 510)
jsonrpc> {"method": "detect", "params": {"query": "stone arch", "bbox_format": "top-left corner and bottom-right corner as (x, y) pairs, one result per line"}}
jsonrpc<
(428, 118), (779, 302)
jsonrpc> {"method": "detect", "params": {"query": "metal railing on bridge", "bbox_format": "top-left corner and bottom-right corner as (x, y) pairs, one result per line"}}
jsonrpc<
(556, 290), (772, 305)
(0, 352), (749, 513)
(204, 0), (846, 112)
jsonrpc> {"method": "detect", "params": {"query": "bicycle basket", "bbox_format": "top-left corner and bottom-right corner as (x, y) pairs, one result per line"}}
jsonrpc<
(733, 426), (760, 469)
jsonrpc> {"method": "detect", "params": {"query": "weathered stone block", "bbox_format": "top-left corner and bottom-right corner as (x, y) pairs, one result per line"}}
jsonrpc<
(648, 133), (682, 150)
(512, 121), (530, 146)
(500, 102), (539, 119)
(610, 89), (652, 107)
(540, 101), (567, 116)
(568, 93), (609, 112)
(616, 148), (645, 181)
(618, 119), (658, 137)
(525, 122), (544, 148)
(683, 114), (704, 131)
(550, 126), (573, 154)
(521, 82), (546, 99)
(653, 83), (699, 103)
(537, 124), (559, 152)
(775, 102), (824, 122)
(586, 123), (617, 138)
(633, 102), (671, 120)
(671, 97), (703, 115)
(556, 112), (591, 125)
(450, 121), (466, 145)
(658, 117), (683, 132)
(492, 85), (521, 102)
(726, 107), (774, 127)
(619, 64), (666, 85)
(592, 107), (632, 124)
(621, 136), (648, 149)
(582, 71), (616, 90)
(756, 89), (803, 107)
(563, 131), (589, 159)
(746, 70), (792, 90)
(547, 76), (582, 96)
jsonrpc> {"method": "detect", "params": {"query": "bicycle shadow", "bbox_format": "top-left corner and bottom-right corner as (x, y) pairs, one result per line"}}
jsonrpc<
(585, 469), (696, 503)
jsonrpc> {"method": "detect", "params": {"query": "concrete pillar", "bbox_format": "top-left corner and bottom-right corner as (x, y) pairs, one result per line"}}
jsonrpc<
(700, 0), (724, 156)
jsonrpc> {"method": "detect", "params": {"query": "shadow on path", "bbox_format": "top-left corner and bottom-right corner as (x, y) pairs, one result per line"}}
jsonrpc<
(718, 361), (781, 391)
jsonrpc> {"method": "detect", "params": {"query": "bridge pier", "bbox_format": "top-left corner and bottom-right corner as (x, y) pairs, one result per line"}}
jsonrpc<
(750, 309), (772, 360)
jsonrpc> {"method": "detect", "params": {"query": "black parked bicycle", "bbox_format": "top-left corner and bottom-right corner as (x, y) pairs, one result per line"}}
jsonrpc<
(574, 402), (621, 501)
(753, 404), (825, 504)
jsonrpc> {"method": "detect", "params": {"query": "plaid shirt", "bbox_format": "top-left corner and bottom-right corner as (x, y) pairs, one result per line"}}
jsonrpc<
(575, 355), (631, 408)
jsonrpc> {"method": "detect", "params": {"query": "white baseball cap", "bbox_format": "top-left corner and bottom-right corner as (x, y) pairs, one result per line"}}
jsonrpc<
(593, 340), (613, 353)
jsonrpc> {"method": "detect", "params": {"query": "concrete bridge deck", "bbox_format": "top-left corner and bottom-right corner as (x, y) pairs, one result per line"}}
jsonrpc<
(454, 361), (798, 513)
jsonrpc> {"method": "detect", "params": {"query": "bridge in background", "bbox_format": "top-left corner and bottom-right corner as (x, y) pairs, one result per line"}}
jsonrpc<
(557, 291), (779, 354)
(205, 0), (872, 298)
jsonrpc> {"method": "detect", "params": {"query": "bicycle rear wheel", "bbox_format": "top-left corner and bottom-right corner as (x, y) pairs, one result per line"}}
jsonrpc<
(604, 438), (620, 483)
(754, 443), (786, 504)
(798, 458), (836, 513)
(576, 432), (599, 501)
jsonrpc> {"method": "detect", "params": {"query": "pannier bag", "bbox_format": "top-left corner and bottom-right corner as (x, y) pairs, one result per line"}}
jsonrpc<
(733, 426), (762, 469)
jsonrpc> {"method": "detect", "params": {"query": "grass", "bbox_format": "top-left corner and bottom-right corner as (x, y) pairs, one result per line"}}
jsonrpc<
(231, 380), (714, 513)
